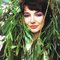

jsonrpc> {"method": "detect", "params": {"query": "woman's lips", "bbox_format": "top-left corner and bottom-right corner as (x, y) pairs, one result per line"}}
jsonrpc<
(30, 25), (38, 29)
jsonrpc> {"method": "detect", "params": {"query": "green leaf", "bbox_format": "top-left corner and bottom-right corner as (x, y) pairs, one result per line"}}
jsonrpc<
(0, 9), (3, 15)
(11, 45), (16, 49)
(0, 0), (2, 6)
(3, 0), (11, 3)
(16, 46), (19, 56)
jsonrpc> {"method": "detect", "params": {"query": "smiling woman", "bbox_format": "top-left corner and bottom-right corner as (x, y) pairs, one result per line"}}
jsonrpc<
(24, 6), (45, 33)
(0, 0), (60, 60)
(18, 0), (60, 60)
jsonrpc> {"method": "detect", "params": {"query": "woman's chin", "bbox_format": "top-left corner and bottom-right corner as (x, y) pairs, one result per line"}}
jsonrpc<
(30, 29), (40, 33)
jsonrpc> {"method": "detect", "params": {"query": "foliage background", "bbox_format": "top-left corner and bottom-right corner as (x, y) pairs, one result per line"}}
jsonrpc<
(0, 0), (60, 60)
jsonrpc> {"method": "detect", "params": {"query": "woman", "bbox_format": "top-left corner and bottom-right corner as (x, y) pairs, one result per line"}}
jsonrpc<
(16, 0), (59, 60)
(0, 0), (60, 60)
(20, 0), (60, 60)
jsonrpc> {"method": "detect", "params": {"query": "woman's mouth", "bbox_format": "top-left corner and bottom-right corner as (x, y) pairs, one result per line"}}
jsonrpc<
(30, 25), (38, 29)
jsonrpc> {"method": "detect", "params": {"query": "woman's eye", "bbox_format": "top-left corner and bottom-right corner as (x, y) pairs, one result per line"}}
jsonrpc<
(35, 12), (43, 16)
(35, 13), (43, 16)
(24, 13), (30, 17)
(24, 14), (30, 17)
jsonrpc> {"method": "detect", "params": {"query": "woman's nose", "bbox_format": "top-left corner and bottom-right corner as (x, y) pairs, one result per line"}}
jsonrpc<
(30, 16), (35, 23)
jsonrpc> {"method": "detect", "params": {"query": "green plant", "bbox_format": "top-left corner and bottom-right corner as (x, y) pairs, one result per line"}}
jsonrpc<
(0, 0), (60, 60)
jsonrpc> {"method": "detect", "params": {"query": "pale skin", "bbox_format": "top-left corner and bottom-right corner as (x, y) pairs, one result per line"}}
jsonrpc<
(24, 6), (45, 45)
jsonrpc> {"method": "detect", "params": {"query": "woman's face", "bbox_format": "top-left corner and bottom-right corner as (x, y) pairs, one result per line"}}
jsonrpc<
(24, 6), (45, 33)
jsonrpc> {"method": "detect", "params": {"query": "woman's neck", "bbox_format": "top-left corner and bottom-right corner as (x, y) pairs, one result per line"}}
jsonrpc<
(30, 31), (41, 45)
(32, 31), (41, 40)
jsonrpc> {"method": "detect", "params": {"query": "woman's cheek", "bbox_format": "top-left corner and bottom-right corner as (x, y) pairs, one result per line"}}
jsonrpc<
(36, 16), (45, 23)
(24, 18), (30, 24)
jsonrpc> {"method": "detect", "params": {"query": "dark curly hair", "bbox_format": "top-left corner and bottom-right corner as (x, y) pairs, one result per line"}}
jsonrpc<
(21, 0), (48, 14)
(20, 0), (52, 30)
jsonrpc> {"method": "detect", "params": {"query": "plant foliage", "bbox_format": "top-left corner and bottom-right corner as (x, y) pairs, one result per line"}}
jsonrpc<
(0, 0), (60, 60)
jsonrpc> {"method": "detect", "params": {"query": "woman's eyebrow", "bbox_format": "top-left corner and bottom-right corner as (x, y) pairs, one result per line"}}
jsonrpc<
(35, 11), (43, 14)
